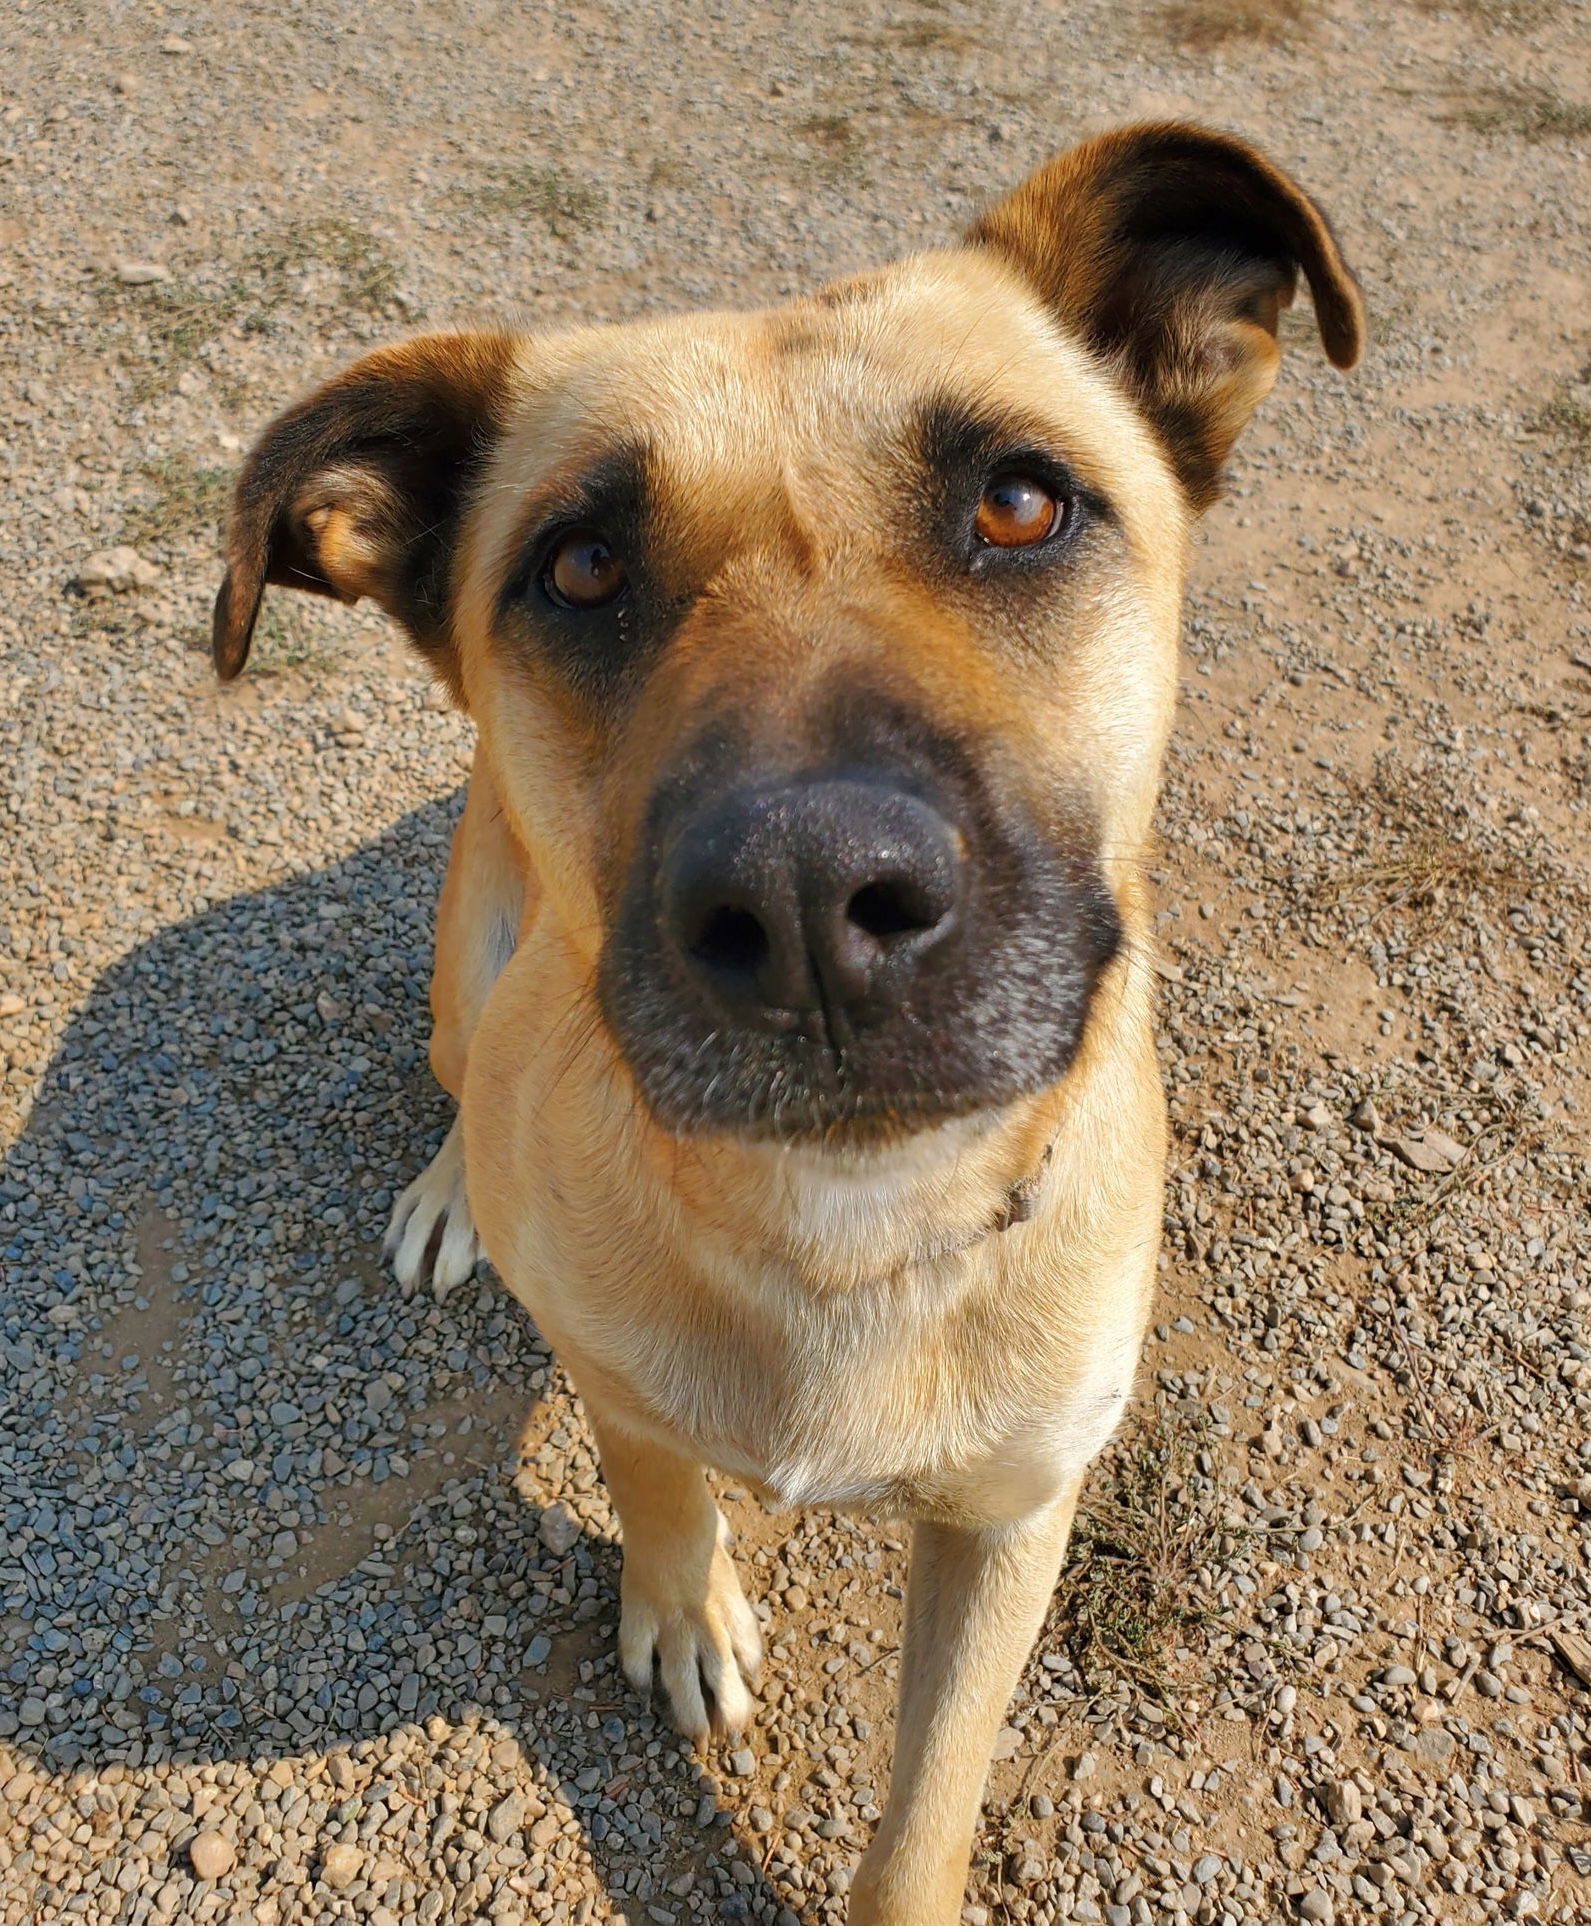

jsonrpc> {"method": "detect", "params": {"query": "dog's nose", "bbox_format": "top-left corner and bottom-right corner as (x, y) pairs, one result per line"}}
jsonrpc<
(663, 777), (962, 1026)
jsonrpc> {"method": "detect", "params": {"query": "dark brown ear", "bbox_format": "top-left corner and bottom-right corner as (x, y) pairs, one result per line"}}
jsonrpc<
(966, 122), (1364, 506)
(212, 329), (520, 694)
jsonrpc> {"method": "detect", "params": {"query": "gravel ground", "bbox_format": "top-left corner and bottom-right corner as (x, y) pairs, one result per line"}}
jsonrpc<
(3, 2), (1590, 1923)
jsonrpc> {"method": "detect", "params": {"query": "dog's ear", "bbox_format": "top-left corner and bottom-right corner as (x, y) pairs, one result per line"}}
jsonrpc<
(212, 329), (520, 692)
(967, 122), (1364, 506)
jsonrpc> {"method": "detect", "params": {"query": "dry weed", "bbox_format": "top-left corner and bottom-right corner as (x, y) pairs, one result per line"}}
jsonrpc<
(1160, 0), (1307, 50)
(1044, 1407), (1236, 1702)
(1444, 80), (1591, 140)
(466, 164), (606, 236)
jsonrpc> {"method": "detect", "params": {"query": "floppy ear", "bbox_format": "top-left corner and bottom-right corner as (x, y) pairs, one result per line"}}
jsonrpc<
(212, 329), (520, 694)
(966, 122), (1364, 506)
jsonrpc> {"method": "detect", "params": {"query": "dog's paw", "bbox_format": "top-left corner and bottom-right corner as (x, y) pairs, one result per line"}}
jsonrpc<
(619, 1513), (763, 1746)
(383, 1118), (482, 1298)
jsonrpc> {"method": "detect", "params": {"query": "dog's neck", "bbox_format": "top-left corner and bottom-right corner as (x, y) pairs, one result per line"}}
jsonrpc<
(635, 1099), (1066, 1296)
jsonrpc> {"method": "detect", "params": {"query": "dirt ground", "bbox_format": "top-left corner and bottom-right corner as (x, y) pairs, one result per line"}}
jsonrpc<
(2, 1), (1589, 1924)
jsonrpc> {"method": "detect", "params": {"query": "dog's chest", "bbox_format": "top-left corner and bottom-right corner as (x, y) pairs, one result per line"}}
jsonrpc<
(565, 1245), (1139, 1523)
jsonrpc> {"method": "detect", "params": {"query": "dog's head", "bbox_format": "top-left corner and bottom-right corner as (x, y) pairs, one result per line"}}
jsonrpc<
(216, 124), (1361, 1147)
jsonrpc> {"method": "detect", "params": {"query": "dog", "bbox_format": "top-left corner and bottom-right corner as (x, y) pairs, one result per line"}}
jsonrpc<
(211, 122), (1362, 1924)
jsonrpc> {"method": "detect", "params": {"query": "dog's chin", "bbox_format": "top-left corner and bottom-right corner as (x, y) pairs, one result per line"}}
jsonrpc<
(602, 1010), (1091, 1151)
(634, 1081), (1008, 1152)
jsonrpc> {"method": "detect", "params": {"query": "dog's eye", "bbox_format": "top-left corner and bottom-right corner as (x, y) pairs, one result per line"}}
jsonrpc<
(544, 527), (628, 609)
(975, 475), (1061, 549)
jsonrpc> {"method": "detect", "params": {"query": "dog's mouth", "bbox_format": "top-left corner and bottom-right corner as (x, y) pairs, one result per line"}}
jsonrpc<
(598, 714), (1121, 1145)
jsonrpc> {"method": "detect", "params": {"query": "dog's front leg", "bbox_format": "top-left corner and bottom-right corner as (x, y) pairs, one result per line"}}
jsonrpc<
(591, 1415), (764, 1746)
(385, 755), (530, 1296)
(851, 1483), (1083, 1926)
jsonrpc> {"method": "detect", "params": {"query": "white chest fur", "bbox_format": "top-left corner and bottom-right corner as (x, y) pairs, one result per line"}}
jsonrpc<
(509, 1163), (1148, 1526)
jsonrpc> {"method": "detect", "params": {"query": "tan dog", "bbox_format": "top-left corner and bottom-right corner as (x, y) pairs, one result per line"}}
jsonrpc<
(213, 124), (1362, 1924)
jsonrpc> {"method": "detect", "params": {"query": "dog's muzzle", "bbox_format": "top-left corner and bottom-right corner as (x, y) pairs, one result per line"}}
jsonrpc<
(599, 731), (1121, 1143)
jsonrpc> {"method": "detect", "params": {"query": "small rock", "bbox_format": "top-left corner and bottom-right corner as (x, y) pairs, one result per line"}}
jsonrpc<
(320, 1841), (362, 1890)
(524, 1633), (552, 1668)
(1389, 1129), (1465, 1175)
(729, 1747), (756, 1777)
(160, 34), (192, 53)
(1071, 1750), (1098, 1781)
(79, 546), (162, 591)
(486, 1792), (525, 1844)
(1318, 1779), (1362, 1828)
(538, 1503), (581, 1556)
(189, 1831), (234, 1880)
(0, 992), (25, 1019)
(1349, 1096), (1381, 1132)
(1298, 1891), (1333, 1924)
(990, 1725), (1022, 1761)
(115, 261), (171, 286)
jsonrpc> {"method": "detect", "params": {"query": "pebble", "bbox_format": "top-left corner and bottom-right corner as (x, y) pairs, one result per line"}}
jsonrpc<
(77, 544), (162, 590)
(319, 1841), (363, 1891)
(114, 261), (171, 286)
(537, 1502), (581, 1555)
(188, 1831), (235, 1880)
(486, 1791), (526, 1843)
(1318, 1779), (1362, 1828)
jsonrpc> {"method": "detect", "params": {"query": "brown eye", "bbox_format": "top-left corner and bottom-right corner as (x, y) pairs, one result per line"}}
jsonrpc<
(975, 475), (1060, 549)
(545, 527), (627, 609)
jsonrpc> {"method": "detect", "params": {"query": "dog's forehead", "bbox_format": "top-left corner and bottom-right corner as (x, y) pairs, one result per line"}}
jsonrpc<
(493, 250), (1154, 502)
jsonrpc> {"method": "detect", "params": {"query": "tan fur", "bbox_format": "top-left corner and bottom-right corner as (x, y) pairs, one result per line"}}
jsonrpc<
(220, 124), (1362, 1923)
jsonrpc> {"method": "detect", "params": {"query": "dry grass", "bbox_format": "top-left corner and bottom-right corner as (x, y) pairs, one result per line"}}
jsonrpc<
(858, 16), (976, 52)
(1531, 388), (1591, 461)
(467, 164), (606, 236)
(252, 216), (403, 314)
(1416, 0), (1559, 24)
(796, 112), (866, 178)
(1444, 80), (1591, 141)
(97, 217), (403, 399)
(1331, 831), (1533, 926)
(123, 455), (233, 551)
(1043, 1406), (1235, 1702)
(245, 597), (335, 677)
(1160, 0), (1307, 49)
(1317, 758), (1542, 934)
(645, 155), (690, 191)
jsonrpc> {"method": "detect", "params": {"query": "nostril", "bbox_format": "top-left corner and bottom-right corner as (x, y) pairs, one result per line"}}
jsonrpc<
(690, 904), (770, 978)
(846, 878), (948, 943)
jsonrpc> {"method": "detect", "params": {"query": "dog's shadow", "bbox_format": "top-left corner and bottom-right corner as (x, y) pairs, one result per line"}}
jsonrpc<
(1, 792), (794, 1921)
